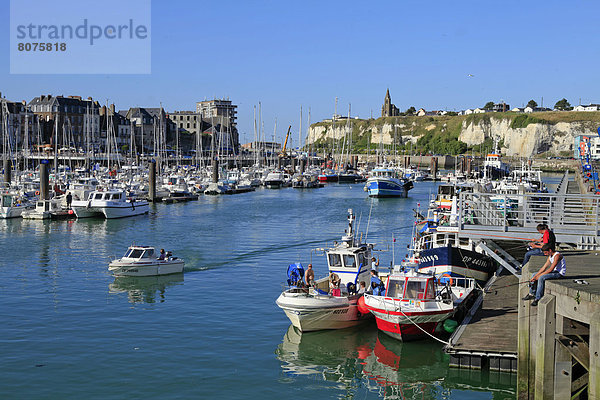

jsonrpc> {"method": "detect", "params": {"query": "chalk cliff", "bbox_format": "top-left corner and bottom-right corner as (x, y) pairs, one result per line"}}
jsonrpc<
(307, 113), (600, 157)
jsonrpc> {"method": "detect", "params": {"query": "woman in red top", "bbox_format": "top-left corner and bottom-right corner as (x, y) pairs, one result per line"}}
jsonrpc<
(522, 224), (556, 267)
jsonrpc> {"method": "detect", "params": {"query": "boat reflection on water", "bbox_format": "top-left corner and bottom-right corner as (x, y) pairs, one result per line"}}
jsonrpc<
(361, 334), (448, 398)
(276, 324), (374, 382)
(276, 324), (448, 398)
(109, 274), (184, 304)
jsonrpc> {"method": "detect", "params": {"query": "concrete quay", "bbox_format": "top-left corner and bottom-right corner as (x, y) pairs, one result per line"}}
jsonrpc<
(518, 251), (600, 400)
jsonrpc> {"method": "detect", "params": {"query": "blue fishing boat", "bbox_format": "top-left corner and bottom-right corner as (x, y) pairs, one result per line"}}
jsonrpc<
(364, 168), (413, 198)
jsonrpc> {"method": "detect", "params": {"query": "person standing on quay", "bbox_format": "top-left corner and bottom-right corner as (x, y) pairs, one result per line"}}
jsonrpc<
(66, 192), (73, 209)
(522, 223), (555, 268)
(522, 243), (566, 306)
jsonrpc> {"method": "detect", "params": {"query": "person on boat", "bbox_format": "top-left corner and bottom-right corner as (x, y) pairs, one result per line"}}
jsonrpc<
(66, 192), (73, 209)
(329, 273), (341, 296)
(370, 270), (385, 295)
(158, 249), (166, 261)
(304, 264), (315, 287)
(522, 243), (566, 306)
(522, 224), (556, 268)
(371, 257), (379, 272)
(357, 281), (367, 294)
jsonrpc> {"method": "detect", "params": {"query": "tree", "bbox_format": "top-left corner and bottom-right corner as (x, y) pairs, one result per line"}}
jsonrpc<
(406, 106), (416, 115)
(483, 101), (495, 110)
(527, 99), (538, 109)
(554, 98), (572, 111)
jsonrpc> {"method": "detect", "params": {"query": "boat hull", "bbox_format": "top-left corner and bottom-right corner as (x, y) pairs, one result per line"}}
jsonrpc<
(363, 295), (453, 341)
(276, 291), (371, 332)
(264, 180), (284, 189)
(22, 211), (51, 220)
(366, 178), (410, 198)
(318, 174), (338, 182)
(0, 206), (24, 219)
(102, 203), (149, 219)
(72, 205), (104, 218)
(109, 260), (184, 277)
(418, 246), (495, 283)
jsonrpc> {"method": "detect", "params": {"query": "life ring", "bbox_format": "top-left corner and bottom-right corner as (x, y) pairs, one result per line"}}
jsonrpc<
(438, 273), (453, 286)
(35, 191), (40, 195)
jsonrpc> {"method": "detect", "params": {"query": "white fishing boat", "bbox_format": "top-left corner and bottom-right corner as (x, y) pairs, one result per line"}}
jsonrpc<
(108, 246), (184, 276)
(72, 189), (149, 219)
(359, 269), (475, 341)
(276, 209), (374, 332)
(481, 141), (510, 180)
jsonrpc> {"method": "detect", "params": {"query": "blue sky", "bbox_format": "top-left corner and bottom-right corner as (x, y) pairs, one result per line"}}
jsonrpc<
(1, 0), (600, 144)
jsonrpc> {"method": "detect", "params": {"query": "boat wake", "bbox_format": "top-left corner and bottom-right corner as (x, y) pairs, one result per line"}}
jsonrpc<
(200, 237), (339, 270)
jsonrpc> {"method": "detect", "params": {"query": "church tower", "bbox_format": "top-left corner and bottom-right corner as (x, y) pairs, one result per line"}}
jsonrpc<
(381, 89), (399, 117)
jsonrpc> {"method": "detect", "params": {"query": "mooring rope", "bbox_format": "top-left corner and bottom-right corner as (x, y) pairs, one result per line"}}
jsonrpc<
(372, 295), (451, 346)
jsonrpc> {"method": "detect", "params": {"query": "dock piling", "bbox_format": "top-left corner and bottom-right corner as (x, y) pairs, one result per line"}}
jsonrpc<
(212, 157), (218, 183)
(535, 294), (556, 399)
(149, 160), (156, 202)
(39, 162), (49, 200)
(3, 158), (11, 184)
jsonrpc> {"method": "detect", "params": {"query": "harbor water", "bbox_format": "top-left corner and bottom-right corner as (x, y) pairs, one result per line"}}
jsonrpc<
(1, 181), (517, 399)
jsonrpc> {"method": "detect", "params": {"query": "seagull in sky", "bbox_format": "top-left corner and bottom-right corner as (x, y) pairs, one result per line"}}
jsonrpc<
(467, 74), (474, 77)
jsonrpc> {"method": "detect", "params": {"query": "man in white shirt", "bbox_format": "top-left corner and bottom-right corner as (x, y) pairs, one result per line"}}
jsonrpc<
(522, 243), (566, 306)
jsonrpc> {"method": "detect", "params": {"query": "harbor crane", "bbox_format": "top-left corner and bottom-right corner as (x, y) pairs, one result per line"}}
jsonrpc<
(279, 125), (292, 157)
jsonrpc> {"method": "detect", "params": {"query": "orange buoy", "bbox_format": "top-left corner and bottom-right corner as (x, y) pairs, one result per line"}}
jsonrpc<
(357, 295), (369, 314)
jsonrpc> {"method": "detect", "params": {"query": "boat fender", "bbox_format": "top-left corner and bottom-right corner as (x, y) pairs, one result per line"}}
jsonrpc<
(357, 295), (369, 315)
(438, 273), (453, 286)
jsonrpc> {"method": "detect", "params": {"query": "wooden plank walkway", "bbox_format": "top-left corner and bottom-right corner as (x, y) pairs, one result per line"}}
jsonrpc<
(450, 273), (519, 355)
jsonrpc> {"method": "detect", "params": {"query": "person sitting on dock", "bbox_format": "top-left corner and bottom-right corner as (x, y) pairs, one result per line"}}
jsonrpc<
(522, 224), (555, 268)
(304, 264), (315, 287)
(158, 249), (166, 261)
(522, 243), (566, 306)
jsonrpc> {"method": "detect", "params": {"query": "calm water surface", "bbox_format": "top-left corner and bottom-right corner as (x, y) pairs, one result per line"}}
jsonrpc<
(1, 181), (517, 399)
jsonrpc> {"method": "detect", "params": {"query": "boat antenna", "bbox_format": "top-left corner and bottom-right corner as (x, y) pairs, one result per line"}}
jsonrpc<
(355, 211), (363, 241)
(392, 233), (395, 267)
(364, 198), (374, 241)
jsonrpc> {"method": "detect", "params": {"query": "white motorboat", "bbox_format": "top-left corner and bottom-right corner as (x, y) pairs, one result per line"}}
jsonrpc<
(73, 189), (149, 219)
(264, 171), (289, 188)
(359, 269), (475, 341)
(22, 198), (72, 220)
(108, 246), (184, 276)
(0, 192), (30, 219)
(276, 209), (374, 332)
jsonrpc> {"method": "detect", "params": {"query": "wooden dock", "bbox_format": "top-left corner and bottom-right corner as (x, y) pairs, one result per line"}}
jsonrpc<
(446, 272), (520, 372)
